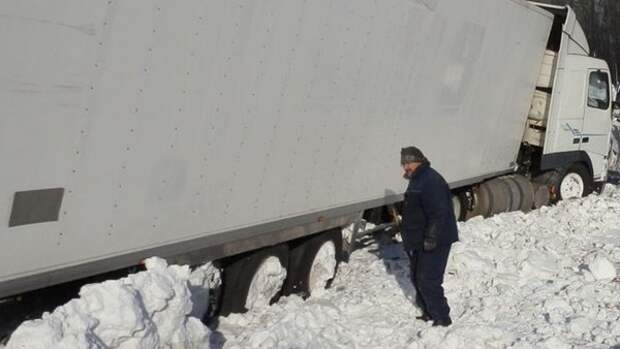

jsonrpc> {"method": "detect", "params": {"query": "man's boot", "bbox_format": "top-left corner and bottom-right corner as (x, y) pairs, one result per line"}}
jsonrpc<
(432, 317), (452, 327)
(416, 313), (432, 322)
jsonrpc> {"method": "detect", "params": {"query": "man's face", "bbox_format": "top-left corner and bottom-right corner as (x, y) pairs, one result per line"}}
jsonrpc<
(402, 162), (421, 179)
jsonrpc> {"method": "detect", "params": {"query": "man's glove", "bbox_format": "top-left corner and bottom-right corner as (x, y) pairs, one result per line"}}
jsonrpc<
(423, 237), (437, 252)
(423, 224), (439, 252)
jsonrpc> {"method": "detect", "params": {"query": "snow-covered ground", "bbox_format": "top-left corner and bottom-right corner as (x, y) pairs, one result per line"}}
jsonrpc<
(214, 187), (620, 349)
(4, 187), (620, 349)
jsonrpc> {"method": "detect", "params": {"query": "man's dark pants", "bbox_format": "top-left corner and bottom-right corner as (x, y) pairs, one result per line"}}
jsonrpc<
(406, 245), (451, 320)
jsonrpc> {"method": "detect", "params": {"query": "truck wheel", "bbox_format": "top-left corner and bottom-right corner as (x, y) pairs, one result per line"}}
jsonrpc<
(533, 183), (551, 209)
(486, 178), (511, 215)
(533, 171), (557, 205)
(283, 229), (342, 298)
(512, 175), (535, 212)
(499, 176), (522, 212)
(536, 164), (593, 203)
(557, 164), (593, 200)
(469, 183), (492, 218)
(219, 245), (288, 315)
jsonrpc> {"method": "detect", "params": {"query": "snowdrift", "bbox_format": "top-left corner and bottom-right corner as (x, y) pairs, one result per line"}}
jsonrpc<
(5, 258), (219, 349)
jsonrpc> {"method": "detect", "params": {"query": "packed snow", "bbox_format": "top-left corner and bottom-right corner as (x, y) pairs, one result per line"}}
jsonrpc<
(4, 187), (620, 348)
(214, 187), (620, 348)
(4, 258), (219, 349)
(307, 241), (338, 295)
(245, 257), (287, 310)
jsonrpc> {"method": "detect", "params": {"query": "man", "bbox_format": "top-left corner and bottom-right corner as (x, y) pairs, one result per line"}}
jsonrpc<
(400, 146), (458, 327)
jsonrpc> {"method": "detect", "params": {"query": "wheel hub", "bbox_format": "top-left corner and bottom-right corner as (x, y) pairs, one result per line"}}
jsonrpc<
(560, 173), (585, 199)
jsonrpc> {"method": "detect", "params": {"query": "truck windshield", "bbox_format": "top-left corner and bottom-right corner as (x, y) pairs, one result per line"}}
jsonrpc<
(587, 71), (610, 110)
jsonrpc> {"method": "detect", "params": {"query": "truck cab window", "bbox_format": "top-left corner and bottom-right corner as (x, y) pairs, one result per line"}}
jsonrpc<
(587, 71), (610, 110)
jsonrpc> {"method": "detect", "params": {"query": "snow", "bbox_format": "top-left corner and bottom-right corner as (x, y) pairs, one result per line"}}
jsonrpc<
(588, 255), (617, 280)
(214, 187), (620, 348)
(5, 187), (620, 348)
(308, 240), (337, 295)
(5, 258), (216, 349)
(245, 256), (287, 310)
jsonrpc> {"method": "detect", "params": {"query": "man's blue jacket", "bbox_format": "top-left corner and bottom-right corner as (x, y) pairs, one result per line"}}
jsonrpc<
(401, 163), (459, 251)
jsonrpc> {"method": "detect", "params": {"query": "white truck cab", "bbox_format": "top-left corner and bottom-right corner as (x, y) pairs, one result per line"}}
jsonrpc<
(525, 3), (613, 187)
(549, 56), (613, 181)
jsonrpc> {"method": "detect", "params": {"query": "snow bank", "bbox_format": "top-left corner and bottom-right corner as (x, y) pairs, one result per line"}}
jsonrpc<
(5, 258), (216, 349)
(216, 186), (620, 348)
(440, 187), (620, 347)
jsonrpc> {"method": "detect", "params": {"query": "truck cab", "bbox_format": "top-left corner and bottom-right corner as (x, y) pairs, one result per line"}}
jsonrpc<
(549, 56), (612, 181)
(525, 3), (613, 187)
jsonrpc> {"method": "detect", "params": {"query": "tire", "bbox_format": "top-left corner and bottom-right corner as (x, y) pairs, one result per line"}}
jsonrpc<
(469, 183), (492, 218)
(500, 176), (522, 212)
(557, 164), (593, 200)
(219, 244), (289, 315)
(533, 183), (551, 209)
(512, 175), (535, 212)
(283, 229), (342, 298)
(535, 164), (593, 203)
(486, 178), (511, 215)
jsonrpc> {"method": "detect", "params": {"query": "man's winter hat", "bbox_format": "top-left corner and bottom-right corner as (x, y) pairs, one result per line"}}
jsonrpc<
(401, 146), (428, 165)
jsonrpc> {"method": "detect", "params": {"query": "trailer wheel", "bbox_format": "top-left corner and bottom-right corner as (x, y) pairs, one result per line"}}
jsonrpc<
(283, 229), (342, 298)
(219, 245), (288, 315)
(511, 175), (535, 212)
(486, 178), (511, 215)
(557, 164), (592, 200)
(468, 183), (492, 218)
(499, 176), (522, 212)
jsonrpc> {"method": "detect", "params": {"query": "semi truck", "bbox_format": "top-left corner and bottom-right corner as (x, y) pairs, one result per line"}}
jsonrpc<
(0, 0), (614, 322)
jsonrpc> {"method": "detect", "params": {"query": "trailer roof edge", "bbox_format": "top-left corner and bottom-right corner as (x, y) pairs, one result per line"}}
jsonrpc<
(522, 0), (556, 20)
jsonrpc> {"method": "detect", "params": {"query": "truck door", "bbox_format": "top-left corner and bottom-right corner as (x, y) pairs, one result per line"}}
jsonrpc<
(581, 69), (613, 180)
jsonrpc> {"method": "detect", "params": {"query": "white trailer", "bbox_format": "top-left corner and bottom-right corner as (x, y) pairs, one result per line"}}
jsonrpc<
(0, 0), (613, 317)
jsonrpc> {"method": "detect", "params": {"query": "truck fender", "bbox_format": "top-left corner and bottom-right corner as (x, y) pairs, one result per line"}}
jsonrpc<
(539, 151), (593, 178)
